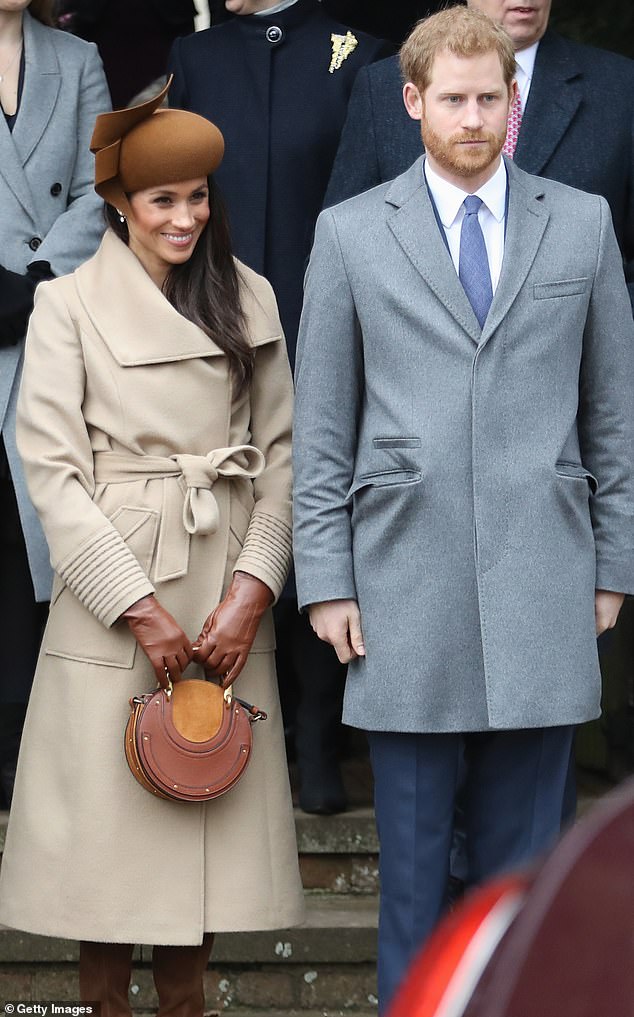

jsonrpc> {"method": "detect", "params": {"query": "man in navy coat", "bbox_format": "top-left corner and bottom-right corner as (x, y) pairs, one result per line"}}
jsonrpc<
(168, 0), (392, 813)
(325, 0), (634, 306)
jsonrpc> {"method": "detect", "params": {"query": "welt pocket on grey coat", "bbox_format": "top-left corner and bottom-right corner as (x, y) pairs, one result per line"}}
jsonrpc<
(346, 469), (422, 501)
(555, 461), (598, 494)
(533, 278), (589, 300)
(372, 437), (422, 449)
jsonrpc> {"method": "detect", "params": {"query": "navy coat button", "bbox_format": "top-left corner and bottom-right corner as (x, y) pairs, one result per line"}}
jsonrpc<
(50, 182), (62, 196)
(28, 237), (42, 251)
(265, 25), (283, 44)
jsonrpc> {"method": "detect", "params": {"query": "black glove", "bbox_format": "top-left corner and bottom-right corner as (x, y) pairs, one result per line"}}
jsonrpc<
(0, 261), (53, 348)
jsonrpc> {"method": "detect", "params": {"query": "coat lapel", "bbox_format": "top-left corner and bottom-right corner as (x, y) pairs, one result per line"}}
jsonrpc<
(12, 12), (61, 170)
(74, 232), (282, 365)
(385, 158), (550, 349)
(386, 158), (483, 345)
(514, 31), (582, 176)
(75, 232), (227, 365)
(480, 159), (549, 345)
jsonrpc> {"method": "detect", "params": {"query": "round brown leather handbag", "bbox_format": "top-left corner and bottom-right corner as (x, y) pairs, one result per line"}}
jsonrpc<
(124, 678), (267, 802)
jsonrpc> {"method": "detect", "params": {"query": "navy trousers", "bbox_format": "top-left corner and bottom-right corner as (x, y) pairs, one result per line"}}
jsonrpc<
(367, 725), (574, 1013)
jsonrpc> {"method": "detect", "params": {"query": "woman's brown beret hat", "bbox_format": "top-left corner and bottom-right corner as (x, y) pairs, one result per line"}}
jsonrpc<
(90, 76), (224, 216)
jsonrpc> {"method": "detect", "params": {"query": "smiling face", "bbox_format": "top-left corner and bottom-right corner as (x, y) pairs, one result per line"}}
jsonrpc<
(467, 0), (552, 51)
(404, 49), (515, 191)
(126, 178), (210, 288)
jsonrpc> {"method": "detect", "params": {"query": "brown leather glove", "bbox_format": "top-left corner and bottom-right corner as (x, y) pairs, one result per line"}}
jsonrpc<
(192, 571), (274, 688)
(121, 595), (193, 688)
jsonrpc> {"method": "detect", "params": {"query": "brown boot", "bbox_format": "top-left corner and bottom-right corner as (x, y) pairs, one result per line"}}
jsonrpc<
(152, 933), (214, 1017)
(79, 941), (134, 1017)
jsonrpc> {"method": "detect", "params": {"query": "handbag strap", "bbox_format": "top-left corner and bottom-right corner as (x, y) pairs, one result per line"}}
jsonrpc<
(233, 696), (267, 723)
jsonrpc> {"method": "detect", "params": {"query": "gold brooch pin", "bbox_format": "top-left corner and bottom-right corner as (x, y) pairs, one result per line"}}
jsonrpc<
(329, 31), (358, 74)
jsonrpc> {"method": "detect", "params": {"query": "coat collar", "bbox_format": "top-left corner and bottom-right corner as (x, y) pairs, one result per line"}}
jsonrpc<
(514, 30), (583, 175)
(74, 231), (282, 366)
(386, 156), (549, 346)
(236, 0), (320, 34)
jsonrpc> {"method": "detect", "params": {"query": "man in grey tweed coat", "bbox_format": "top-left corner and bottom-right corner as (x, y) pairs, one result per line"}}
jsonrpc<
(292, 7), (634, 1012)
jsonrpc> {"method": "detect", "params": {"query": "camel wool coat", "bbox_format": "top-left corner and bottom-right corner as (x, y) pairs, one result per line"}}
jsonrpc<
(0, 230), (305, 944)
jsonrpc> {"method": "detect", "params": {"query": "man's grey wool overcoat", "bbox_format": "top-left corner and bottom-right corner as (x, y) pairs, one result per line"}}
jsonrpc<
(293, 156), (634, 734)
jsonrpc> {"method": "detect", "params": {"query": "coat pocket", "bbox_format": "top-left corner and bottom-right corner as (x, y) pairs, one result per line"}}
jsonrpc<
(555, 461), (598, 494)
(228, 484), (254, 550)
(345, 468), (422, 502)
(44, 507), (159, 669)
(372, 437), (422, 449)
(109, 506), (160, 574)
(533, 278), (589, 300)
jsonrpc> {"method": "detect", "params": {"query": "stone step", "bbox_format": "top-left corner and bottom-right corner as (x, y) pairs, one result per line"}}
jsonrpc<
(296, 807), (379, 895)
(0, 964), (378, 1014)
(197, 1008), (376, 1016)
(0, 894), (378, 965)
(198, 1012), (378, 1017)
(1, 961), (378, 1014)
(0, 894), (379, 1013)
(295, 808), (378, 854)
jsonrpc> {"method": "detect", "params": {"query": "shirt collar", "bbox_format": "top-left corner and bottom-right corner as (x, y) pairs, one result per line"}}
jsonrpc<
(515, 41), (539, 86)
(424, 158), (508, 228)
(253, 0), (300, 14)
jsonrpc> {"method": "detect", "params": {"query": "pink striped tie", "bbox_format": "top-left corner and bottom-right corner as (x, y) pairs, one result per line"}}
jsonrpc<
(503, 91), (523, 158)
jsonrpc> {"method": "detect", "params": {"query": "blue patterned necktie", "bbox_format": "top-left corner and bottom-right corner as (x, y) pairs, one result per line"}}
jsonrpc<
(459, 195), (493, 328)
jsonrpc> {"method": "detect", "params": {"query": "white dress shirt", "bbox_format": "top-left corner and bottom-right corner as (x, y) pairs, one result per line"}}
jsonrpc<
(423, 158), (508, 293)
(254, 0), (300, 15)
(514, 42), (539, 111)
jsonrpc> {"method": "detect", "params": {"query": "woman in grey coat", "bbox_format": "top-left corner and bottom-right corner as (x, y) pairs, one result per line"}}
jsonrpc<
(0, 0), (110, 804)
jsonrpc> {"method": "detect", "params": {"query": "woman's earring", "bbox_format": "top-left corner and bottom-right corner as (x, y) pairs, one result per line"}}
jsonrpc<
(116, 209), (126, 224)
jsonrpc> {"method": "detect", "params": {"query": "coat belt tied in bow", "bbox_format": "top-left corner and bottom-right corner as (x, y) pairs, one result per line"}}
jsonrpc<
(93, 446), (265, 582)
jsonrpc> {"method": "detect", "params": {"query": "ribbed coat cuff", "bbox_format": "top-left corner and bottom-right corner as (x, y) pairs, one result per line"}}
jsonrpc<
(234, 510), (292, 602)
(57, 525), (155, 628)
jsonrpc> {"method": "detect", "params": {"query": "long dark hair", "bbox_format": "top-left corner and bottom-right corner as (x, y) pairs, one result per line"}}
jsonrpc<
(29, 1), (55, 26)
(105, 177), (254, 395)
